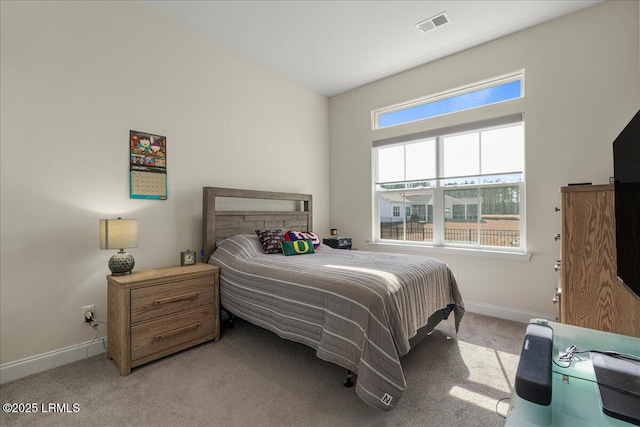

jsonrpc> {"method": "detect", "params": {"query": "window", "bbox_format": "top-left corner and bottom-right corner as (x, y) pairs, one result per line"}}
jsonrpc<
(373, 72), (523, 129)
(374, 117), (524, 251)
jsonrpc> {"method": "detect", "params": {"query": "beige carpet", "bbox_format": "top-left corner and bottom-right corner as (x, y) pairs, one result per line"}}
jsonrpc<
(0, 312), (526, 427)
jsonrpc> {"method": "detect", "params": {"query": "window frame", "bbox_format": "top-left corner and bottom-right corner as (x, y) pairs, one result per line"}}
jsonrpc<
(372, 70), (524, 130)
(373, 117), (526, 253)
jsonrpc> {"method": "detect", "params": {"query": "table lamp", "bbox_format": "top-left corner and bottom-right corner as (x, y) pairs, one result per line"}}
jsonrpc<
(100, 218), (138, 275)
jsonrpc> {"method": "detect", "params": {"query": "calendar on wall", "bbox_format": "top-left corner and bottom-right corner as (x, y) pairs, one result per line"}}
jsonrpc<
(129, 130), (167, 200)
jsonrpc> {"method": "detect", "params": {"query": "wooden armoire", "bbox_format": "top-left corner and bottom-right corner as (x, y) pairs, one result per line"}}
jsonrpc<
(559, 184), (640, 338)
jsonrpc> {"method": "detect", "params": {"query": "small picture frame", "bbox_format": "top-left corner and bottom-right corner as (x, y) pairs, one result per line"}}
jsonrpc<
(180, 250), (196, 266)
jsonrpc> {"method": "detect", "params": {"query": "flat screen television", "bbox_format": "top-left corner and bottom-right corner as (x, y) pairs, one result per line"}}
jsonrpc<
(613, 108), (640, 298)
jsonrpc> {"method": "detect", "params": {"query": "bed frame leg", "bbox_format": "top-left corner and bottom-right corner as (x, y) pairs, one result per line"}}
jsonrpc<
(344, 370), (354, 388)
(221, 308), (235, 329)
(228, 312), (235, 329)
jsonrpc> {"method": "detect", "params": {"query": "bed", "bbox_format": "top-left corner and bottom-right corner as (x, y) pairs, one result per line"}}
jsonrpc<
(202, 187), (465, 410)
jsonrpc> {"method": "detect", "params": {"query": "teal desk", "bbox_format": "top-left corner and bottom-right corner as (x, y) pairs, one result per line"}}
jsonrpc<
(505, 320), (640, 427)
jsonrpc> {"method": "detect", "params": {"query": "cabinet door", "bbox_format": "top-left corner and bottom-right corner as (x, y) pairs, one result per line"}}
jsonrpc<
(561, 186), (640, 337)
(562, 187), (616, 328)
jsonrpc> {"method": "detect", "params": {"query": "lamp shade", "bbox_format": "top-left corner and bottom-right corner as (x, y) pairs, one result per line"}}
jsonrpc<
(100, 218), (138, 250)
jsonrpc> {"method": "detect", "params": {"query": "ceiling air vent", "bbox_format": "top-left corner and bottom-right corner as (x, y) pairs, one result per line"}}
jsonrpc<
(415, 12), (451, 33)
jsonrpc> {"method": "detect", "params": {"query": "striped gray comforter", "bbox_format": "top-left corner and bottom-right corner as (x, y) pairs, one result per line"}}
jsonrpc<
(209, 234), (464, 410)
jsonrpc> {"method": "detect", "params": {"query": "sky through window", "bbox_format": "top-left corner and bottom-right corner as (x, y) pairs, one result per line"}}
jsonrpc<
(378, 80), (522, 128)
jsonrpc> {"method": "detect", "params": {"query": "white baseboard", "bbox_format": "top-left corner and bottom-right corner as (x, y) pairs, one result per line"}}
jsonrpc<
(464, 299), (557, 324)
(0, 337), (108, 385)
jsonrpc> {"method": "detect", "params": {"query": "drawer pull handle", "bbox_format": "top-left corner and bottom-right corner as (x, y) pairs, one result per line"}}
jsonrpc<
(153, 292), (200, 305)
(154, 323), (201, 341)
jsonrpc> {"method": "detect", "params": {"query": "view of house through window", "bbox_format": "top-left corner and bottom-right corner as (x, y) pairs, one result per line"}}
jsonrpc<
(375, 119), (524, 250)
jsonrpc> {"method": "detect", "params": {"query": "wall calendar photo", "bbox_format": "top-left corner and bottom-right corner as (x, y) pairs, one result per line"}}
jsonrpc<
(129, 130), (167, 200)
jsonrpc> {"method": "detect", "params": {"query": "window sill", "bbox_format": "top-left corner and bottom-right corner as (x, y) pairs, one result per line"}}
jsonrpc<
(367, 241), (532, 261)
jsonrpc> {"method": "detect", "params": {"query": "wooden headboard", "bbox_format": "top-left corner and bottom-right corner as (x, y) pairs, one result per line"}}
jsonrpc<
(202, 187), (313, 262)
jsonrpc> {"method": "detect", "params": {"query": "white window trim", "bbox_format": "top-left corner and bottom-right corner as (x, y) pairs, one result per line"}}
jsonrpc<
(372, 115), (527, 255)
(367, 241), (532, 261)
(372, 70), (524, 130)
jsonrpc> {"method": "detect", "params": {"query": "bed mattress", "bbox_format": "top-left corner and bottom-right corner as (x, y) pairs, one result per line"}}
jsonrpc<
(209, 234), (464, 410)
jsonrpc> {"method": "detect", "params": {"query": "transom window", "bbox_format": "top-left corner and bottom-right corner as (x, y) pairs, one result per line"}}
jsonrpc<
(373, 72), (523, 129)
(374, 117), (524, 251)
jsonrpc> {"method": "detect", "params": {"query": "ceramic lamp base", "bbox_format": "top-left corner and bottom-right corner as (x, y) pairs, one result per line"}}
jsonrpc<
(109, 251), (135, 276)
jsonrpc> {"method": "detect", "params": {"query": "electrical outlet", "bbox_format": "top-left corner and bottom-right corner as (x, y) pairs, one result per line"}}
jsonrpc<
(82, 304), (95, 323)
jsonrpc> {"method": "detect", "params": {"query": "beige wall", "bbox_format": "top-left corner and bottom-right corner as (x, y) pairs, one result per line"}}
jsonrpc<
(329, 0), (639, 319)
(0, 1), (329, 367)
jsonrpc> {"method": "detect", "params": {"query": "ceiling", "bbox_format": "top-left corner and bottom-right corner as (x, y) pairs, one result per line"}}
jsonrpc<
(140, 0), (603, 97)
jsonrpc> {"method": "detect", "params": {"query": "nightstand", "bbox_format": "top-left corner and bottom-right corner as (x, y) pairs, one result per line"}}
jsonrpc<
(107, 263), (219, 375)
(323, 237), (352, 250)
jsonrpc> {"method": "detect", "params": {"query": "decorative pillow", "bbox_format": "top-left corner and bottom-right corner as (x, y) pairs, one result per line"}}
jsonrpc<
(283, 230), (321, 249)
(281, 239), (315, 256)
(255, 229), (283, 254)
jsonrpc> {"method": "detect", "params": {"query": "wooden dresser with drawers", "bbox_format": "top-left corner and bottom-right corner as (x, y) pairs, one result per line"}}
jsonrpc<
(107, 263), (220, 375)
